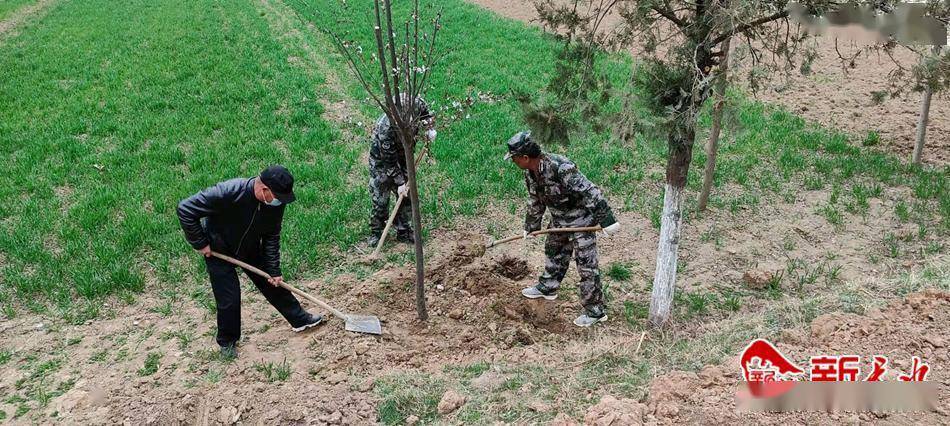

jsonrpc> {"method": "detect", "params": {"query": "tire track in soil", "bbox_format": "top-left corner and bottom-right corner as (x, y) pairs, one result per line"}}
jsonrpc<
(0, 0), (57, 41)
(256, 0), (373, 188)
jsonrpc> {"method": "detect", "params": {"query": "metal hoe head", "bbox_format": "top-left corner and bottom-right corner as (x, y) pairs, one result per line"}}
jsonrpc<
(344, 314), (382, 335)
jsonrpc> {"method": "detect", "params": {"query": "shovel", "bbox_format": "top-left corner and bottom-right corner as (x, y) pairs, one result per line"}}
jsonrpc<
(486, 226), (603, 248)
(210, 252), (382, 335)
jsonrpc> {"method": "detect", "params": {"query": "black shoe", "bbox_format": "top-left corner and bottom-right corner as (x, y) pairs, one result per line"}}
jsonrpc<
(396, 232), (414, 244)
(292, 314), (325, 332)
(366, 233), (382, 248)
(219, 343), (237, 360)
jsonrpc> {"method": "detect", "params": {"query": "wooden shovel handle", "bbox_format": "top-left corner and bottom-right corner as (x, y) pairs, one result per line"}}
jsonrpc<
(209, 252), (347, 320)
(487, 226), (602, 248)
(371, 192), (406, 258)
(371, 146), (428, 258)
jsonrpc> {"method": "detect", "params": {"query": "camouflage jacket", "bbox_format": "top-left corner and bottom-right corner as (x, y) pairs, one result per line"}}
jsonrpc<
(369, 114), (407, 185)
(524, 154), (616, 231)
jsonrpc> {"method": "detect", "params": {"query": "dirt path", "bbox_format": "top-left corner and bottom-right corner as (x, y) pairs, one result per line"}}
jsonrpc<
(257, 0), (370, 138)
(466, 0), (949, 166)
(0, 0), (56, 41)
(258, 0), (377, 188)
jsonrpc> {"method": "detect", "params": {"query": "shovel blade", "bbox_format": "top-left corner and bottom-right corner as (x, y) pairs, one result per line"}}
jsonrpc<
(344, 314), (382, 335)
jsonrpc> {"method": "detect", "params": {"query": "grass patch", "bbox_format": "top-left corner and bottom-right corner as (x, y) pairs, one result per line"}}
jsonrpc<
(5, 354), (76, 417)
(817, 203), (843, 226)
(444, 361), (490, 381)
(376, 373), (446, 425)
(895, 261), (950, 296)
(765, 298), (822, 333)
(717, 288), (743, 312)
(0, 0), (339, 312)
(862, 131), (880, 146)
(622, 300), (649, 327)
(254, 358), (292, 382)
(161, 329), (195, 351)
(138, 352), (161, 376)
(605, 262), (632, 282)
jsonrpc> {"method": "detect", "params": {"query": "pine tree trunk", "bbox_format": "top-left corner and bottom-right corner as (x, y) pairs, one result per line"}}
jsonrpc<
(400, 132), (428, 321)
(649, 134), (693, 328)
(698, 37), (731, 211)
(912, 82), (934, 165)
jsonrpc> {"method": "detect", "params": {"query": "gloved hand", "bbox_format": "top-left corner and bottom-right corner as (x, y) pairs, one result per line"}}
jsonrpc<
(426, 128), (437, 142)
(523, 230), (535, 239)
(397, 184), (409, 198)
(602, 222), (621, 237)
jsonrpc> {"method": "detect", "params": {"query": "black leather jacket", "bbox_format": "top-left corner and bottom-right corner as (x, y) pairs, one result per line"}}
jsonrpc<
(177, 178), (285, 276)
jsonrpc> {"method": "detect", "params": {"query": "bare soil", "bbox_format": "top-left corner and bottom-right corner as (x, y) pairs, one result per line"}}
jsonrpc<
(467, 0), (949, 166)
(1, 185), (946, 423)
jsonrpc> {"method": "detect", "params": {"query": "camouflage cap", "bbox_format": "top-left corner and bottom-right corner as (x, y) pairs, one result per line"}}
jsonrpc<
(504, 131), (539, 160)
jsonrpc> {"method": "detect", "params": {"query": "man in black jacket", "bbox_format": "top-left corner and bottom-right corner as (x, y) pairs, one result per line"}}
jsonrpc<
(177, 165), (323, 358)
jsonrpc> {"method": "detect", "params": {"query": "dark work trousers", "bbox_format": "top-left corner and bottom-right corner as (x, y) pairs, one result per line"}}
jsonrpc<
(204, 255), (309, 347)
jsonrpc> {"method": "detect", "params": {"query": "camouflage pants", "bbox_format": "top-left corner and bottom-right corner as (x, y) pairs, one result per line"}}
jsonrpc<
(537, 231), (604, 315)
(368, 172), (412, 236)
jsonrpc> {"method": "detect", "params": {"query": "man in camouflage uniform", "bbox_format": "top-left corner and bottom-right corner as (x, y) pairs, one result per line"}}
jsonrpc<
(367, 97), (436, 247)
(505, 131), (621, 327)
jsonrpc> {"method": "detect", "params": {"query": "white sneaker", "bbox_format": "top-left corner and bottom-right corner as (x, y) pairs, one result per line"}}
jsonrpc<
(521, 285), (557, 300)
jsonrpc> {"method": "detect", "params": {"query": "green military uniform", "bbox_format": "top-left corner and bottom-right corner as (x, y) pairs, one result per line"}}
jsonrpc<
(524, 153), (615, 317)
(368, 112), (412, 239)
(367, 97), (432, 244)
(502, 129), (617, 320)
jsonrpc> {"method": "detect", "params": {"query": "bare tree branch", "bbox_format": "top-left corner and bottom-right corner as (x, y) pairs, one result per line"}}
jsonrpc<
(710, 10), (788, 46)
(651, 5), (686, 28)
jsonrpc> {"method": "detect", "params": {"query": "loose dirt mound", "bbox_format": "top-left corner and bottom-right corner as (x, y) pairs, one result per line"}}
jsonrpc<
(492, 298), (567, 334)
(584, 395), (651, 425)
(639, 290), (950, 424)
(428, 234), (518, 294)
(425, 234), (567, 333)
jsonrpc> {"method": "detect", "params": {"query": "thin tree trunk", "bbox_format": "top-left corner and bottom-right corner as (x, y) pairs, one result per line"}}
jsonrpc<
(649, 135), (693, 328)
(400, 132), (428, 321)
(649, 37), (714, 326)
(913, 81), (934, 165)
(698, 37), (731, 211)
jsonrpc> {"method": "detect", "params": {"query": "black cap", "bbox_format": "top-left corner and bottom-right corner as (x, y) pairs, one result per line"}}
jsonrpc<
(260, 165), (296, 204)
(504, 131), (539, 160)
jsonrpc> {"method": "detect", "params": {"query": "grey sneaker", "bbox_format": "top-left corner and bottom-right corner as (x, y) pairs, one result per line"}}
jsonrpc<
(521, 285), (557, 300)
(292, 314), (325, 332)
(366, 233), (382, 248)
(219, 343), (237, 360)
(573, 313), (607, 327)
